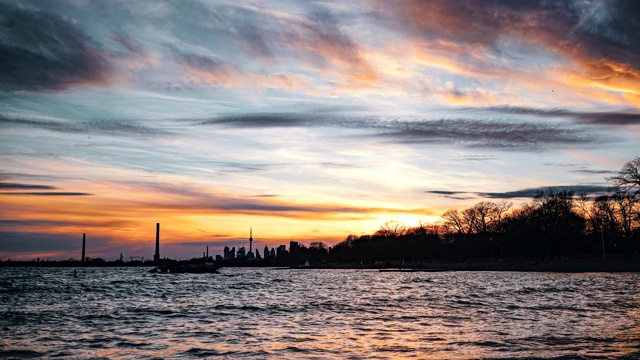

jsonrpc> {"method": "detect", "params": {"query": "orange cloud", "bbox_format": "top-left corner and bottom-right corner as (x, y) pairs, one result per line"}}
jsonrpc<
(0, 176), (437, 258)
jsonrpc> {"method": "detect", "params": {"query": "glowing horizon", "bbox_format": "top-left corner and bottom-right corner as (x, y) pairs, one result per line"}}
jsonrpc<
(1, 0), (639, 260)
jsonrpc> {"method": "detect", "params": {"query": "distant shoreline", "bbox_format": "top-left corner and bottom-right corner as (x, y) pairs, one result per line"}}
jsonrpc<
(1, 258), (639, 272)
(291, 259), (640, 273)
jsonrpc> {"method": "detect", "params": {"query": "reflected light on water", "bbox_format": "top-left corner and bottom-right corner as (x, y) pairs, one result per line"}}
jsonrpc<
(0, 268), (639, 359)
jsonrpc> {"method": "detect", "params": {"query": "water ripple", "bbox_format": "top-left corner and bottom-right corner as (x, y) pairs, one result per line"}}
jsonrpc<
(0, 267), (638, 359)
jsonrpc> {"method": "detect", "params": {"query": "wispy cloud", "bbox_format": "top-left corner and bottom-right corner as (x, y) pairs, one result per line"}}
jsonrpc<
(0, 192), (92, 196)
(370, 119), (593, 148)
(119, 181), (428, 218)
(194, 113), (597, 149)
(194, 113), (314, 128)
(423, 190), (475, 201)
(139, 189), (366, 215)
(0, 2), (112, 91)
(0, 115), (173, 138)
(0, 182), (54, 190)
(0, 181), (91, 196)
(454, 155), (496, 161)
(0, 218), (132, 228)
(478, 186), (610, 199)
(571, 169), (616, 175)
(1, 0), (638, 260)
(320, 162), (363, 169)
(426, 185), (611, 200)
(376, 0), (640, 100)
(482, 106), (640, 126)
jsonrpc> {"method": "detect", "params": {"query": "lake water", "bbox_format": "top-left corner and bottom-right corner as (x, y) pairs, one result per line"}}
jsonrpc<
(0, 267), (639, 359)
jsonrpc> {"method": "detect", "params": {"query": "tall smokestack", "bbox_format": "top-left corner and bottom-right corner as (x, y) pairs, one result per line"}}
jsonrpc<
(206, 246), (209, 259)
(82, 233), (86, 262)
(154, 223), (160, 262)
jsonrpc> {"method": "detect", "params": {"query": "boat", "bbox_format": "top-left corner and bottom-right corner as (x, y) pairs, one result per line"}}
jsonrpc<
(378, 268), (448, 272)
(149, 262), (221, 274)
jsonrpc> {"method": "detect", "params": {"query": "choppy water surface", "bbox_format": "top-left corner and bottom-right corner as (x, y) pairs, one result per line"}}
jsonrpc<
(0, 268), (639, 359)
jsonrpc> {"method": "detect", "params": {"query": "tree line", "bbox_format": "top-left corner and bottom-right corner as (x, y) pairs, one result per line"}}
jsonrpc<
(287, 157), (640, 265)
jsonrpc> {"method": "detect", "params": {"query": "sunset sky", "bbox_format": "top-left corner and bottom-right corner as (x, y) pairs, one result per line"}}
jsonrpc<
(1, 0), (639, 260)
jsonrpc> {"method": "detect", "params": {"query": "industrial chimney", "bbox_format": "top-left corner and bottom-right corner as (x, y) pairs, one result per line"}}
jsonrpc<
(154, 223), (160, 262)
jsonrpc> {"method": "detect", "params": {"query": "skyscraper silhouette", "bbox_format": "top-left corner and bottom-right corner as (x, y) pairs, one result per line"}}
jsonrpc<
(249, 226), (253, 254)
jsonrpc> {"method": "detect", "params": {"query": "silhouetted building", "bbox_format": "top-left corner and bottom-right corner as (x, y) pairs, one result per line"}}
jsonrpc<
(237, 246), (246, 259)
(244, 228), (256, 261)
(270, 248), (276, 258)
(215, 255), (223, 261)
(82, 233), (86, 262)
(154, 223), (160, 262)
(263, 245), (270, 259)
(224, 246), (236, 260)
(290, 241), (299, 252)
(277, 245), (287, 256)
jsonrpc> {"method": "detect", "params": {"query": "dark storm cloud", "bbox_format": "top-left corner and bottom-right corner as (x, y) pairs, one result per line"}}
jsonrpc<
(0, 115), (172, 138)
(426, 185), (610, 200)
(0, 2), (111, 91)
(194, 113), (595, 149)
(482, 106), (640, 126)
